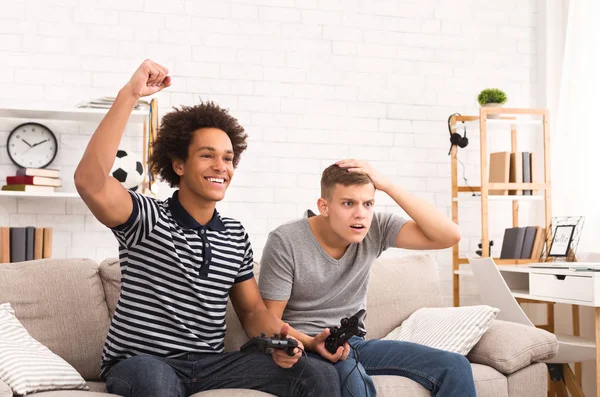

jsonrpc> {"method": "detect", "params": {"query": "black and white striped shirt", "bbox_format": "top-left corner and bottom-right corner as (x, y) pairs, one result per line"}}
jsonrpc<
(100, 191), (254, 378)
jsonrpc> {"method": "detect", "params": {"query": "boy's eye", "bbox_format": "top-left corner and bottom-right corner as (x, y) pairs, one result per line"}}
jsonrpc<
(343, 202), (352, 207)
(224, 157), (233, 162)
(365, 202), (373, 207)
(202, 154), (212, 158)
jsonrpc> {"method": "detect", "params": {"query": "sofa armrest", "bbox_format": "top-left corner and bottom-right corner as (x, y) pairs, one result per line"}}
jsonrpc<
(467, 319), (558, 375)
(0, 378), (11, 397)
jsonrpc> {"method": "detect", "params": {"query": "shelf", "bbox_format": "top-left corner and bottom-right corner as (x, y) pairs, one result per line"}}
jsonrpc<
(450, 107), (550, 308)
(453, 195), (544, 202)
(463, 119), (542, 126)
(0, 107), (148, 123)
(457, 258), (538, 265)
(457, 184), (548, 193)
(0, 191), (80, 198)
(453, 270), (474, 276)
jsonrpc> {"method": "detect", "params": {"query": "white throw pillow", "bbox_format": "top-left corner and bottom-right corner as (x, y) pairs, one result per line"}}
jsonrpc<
(0, 303), (88, 396)
(382, 305), (500, 355)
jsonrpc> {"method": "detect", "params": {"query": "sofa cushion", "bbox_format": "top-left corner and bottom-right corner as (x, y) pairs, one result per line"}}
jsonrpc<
(382, 305), (499, 355)
(471, 364), (508, 397)
(507, 363), (547, 397)
(467, 319), (558, 375)
(98, 258), (121, 318)
(365, 255), (443, 339)
(0, 258), (111, 381)
(0, 303), (88, 395)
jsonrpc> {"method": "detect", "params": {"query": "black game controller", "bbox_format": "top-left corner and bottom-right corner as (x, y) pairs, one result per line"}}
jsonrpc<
(240, 333), (299, 357)
(325, 309), (367, 354)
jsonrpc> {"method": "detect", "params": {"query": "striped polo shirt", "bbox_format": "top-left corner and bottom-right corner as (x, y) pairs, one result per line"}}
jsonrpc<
(100, 190), (254, 378)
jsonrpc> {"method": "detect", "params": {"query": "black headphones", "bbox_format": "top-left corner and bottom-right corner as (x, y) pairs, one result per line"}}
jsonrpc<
(447, 113), (468, 155)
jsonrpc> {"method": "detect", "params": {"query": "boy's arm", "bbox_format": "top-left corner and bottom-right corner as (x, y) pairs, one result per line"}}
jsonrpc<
(336, 159), (461, 250)
(263, 299), (349, 363)
(229, 278), (303, 369)
(229, 278), (282, 337)
(74, 60), (170, 228)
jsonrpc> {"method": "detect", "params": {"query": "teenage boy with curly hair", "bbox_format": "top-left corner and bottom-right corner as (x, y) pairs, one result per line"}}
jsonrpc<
(75, 59), (340, 397)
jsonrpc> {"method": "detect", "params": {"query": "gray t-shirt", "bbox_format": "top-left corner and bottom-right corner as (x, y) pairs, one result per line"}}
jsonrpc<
(258, 212), (408, 336)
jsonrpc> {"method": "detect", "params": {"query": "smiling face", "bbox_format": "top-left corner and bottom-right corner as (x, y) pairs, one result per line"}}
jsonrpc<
(320, 182), (376, 245)
(173, 127), (234, 203)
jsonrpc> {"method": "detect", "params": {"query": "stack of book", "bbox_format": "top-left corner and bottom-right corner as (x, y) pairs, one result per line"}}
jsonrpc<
(2, 168), (61, 193)
(488, 151), (538, 195)
(499, 226), (546, 260)
(77, 96), (150, 110)
(0, 226), (52, 263)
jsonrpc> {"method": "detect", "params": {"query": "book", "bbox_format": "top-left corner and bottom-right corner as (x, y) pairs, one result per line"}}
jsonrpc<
(43, 228), (52, 258)
(0, 227), (10, 263)
(530, 153), (539, 195)
(2, 184), (55, 193)
(6, 175), (62, 187)
(500, 227), (526, 259)
(10, 227), (27, 263)
(519, 226), (538, 258)
(76, 96), (150, 111)
(15, 168), (60, 178)
(34, 227), (43, 260)
(25, 226), (34, 261)
(509, 152), (523, 195)
(488, 152), (511, 195)
(522, 152), (532, 195)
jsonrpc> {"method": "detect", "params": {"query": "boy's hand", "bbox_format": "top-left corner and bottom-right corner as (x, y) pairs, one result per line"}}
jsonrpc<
(336, 159), (393, 193)
(271, 323), (304, 369)
(123, 59), (171, 99)
(309, 328), (350, 363)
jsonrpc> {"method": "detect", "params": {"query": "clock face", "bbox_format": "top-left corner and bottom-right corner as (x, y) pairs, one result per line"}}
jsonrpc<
(7, 123), (58, 169)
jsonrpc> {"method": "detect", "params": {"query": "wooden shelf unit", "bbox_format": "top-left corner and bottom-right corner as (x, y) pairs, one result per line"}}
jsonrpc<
(450, 107), (552, 307)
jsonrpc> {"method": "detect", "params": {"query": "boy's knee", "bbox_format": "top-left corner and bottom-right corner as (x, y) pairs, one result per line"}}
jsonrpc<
(106, 356), (184, 397)
(445, 353), (472, 375)
(299, 357), (340, 395)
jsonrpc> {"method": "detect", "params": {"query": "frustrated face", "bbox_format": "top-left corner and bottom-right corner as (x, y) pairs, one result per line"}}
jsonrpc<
(177, 127), (234, 202)
(323, 182), (376, 244)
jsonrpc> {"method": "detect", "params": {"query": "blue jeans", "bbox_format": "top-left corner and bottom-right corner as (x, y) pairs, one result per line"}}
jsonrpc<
(312, 336), (476, 397)
(104, 352), (341, 397)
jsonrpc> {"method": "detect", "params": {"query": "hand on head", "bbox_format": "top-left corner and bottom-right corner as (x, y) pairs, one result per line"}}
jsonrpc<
(336, 159), (391, 192)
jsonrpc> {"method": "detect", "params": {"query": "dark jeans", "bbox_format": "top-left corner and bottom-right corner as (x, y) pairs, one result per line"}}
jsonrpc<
(104, 351), (341, 397)
(307, 336), (476, 397)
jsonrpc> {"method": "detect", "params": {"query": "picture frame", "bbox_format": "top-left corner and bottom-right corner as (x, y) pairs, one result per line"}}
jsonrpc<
(548, 224), (576, 257)
(540, 216), (585, 262)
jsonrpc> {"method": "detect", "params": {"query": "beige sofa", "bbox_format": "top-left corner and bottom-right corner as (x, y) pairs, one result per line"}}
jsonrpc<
(0, 254), (558, 397)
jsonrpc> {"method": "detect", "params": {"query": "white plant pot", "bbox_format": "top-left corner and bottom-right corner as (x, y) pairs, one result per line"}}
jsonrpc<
(482, 103), (503, 119)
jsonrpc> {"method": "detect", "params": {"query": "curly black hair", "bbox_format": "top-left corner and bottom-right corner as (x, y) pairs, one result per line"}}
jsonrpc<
(149, 101), (248, 187)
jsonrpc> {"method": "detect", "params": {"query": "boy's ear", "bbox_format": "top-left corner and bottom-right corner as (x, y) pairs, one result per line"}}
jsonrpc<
(172, 158), (184, 176)
(317, 197), (329, 217)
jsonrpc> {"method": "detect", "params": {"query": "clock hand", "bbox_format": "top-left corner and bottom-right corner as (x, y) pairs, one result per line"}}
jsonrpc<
(21, 139), (32, 147)
(32, 139), (49, 147)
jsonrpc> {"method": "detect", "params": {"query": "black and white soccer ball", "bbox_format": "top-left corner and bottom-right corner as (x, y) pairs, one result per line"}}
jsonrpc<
(110, 149), (145, 192)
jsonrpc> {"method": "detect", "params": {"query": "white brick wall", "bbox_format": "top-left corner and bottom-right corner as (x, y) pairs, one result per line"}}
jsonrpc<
(0, 0), (538, 305)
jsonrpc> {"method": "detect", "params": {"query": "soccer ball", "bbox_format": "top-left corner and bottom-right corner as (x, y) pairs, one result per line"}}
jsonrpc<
(110, 149), (145, 192)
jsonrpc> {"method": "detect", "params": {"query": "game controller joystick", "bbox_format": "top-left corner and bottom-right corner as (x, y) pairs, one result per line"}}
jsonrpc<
(240, 333), (299, 356)
(325, 309), (367, 354)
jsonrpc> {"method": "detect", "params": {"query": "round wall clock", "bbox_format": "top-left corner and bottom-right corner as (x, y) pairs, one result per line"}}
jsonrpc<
(7, 122), (58, 168)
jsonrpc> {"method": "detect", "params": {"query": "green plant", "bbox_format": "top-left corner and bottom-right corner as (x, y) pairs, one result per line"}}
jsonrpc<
(477, 88), (507, 106)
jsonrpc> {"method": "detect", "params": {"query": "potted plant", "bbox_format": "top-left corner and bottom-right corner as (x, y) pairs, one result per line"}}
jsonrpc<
(477, 88), (507, 119)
